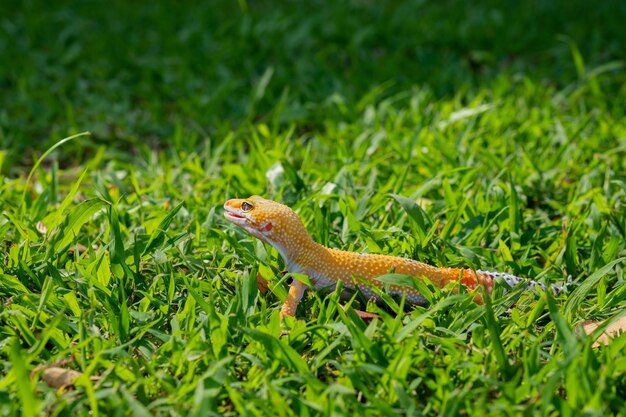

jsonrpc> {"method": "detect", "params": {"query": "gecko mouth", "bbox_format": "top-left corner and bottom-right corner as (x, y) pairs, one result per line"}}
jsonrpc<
(223, 204), (248, 225)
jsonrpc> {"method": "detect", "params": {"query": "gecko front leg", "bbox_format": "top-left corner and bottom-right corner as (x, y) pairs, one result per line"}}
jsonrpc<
(280, 279), (308, 318)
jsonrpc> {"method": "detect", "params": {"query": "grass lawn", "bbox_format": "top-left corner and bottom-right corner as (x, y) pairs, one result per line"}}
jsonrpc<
(1, 0), (626, 415)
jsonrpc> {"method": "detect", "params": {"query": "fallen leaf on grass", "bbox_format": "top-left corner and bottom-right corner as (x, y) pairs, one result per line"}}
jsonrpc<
(36, 221), (48, 235)
(256, 272), (269, 294)
(40, 367), (83, 389)
(581, 315), (626, 348)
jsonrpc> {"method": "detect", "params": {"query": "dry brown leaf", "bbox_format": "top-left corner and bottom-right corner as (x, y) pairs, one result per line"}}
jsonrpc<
(581, 315), (626, 348)
(36, 221), (48, 235)
(40, 367), (82, 389)
(256, 271), (269, 294)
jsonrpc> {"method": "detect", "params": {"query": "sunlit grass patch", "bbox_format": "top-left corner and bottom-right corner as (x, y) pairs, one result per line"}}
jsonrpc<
(1, 0), (626, 415)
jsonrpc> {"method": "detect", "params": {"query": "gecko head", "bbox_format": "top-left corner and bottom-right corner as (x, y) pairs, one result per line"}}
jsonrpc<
(223, 196), (310, 251)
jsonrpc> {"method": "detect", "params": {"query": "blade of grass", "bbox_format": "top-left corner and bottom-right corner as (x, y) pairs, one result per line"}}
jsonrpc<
(8, 341), (39, 417)
(52, 198), (107, 252)
(20, 131), (91, 219)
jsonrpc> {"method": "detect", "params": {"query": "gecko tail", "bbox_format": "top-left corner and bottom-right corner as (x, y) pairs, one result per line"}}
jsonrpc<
(476, 270), (571, 296)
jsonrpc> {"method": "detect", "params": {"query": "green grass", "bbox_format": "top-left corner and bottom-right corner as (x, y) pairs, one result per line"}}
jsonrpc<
(1, 0), (626, 415)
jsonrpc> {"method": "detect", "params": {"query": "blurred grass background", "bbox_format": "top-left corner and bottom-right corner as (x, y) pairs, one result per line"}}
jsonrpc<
(1, 0), (625, 163)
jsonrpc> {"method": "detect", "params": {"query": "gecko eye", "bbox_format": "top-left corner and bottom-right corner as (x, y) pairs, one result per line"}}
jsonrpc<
(241, 202), (253, 212)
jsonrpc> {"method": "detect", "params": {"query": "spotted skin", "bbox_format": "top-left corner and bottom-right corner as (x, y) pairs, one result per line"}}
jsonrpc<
(224, 196), (553, 317)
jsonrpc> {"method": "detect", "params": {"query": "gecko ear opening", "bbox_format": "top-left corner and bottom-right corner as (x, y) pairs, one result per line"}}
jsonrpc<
(263, 222), (273, 232)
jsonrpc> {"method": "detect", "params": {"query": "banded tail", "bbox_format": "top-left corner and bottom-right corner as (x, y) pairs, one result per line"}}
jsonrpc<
(466, 269), (570, 296)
